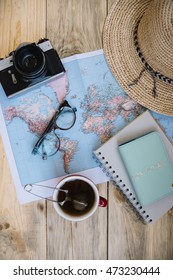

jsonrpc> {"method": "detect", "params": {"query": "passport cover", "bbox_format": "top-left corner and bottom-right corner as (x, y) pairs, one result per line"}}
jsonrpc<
(118, 132), (173, 206)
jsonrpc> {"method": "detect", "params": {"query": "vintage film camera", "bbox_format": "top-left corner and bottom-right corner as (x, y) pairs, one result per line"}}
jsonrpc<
(0, 38), (65, 98)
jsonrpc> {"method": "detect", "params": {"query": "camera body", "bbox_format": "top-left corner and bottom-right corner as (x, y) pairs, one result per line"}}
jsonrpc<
(0, 38), (65, 98)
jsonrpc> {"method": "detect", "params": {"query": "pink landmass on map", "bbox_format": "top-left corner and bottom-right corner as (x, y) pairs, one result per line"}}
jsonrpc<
(47, 74), (69, 103)
(81, 84), (143, 143)
(60, 138), (78, 173)
(4, 75), (78, 173)
(5, 93), (55, 135)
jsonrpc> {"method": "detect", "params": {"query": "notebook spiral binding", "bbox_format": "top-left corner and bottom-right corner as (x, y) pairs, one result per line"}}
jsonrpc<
(94, 152), (152, 224)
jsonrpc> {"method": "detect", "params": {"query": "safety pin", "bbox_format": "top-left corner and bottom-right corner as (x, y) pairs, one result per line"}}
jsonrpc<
(24, 183), (68, 204)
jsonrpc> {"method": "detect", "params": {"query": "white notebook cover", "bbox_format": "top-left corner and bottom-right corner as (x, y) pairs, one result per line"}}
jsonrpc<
(93, 111), (173, 224)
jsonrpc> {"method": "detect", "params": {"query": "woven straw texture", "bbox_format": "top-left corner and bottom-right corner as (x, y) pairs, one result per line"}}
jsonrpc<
(103, 0), (173, 116)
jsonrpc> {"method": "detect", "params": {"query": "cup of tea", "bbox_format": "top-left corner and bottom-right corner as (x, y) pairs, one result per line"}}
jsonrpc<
(53, 175), (107, 221)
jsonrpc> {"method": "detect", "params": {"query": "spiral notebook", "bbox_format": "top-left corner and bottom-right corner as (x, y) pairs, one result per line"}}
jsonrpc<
(93, 111), (173, 224)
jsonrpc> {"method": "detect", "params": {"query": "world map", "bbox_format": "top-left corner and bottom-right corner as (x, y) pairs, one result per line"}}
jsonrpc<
(4, 75), (78, 174)
(81, 83), (142, 143)
(0, 50), (172, 188)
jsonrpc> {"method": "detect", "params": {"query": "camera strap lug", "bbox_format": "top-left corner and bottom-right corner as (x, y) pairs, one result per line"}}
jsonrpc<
(8, 70), (17, 84)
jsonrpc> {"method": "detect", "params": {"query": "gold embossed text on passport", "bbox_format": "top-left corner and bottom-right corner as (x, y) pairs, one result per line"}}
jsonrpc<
(132, 161), (166, 181)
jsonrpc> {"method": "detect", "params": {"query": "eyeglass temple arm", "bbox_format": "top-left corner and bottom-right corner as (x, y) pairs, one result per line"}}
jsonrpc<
(32, 101), (67, 154)
(32, 100), (76, 154)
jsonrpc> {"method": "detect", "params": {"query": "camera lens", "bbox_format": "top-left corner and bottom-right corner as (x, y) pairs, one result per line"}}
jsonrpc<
(13, 43), (46, 80)
(23, 54), (37, 70)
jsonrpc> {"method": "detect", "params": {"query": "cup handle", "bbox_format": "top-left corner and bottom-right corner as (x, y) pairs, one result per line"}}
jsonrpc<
(98, 196), (107, 207)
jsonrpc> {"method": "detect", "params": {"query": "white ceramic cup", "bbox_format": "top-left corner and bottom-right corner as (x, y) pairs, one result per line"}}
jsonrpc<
(53, 175), (107, 221)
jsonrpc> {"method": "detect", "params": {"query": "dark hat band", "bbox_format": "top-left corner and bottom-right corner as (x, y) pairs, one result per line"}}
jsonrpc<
(129, 17), (173, 98)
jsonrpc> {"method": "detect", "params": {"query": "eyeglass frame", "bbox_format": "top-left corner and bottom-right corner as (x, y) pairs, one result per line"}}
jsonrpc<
(32, 100), (77, 159)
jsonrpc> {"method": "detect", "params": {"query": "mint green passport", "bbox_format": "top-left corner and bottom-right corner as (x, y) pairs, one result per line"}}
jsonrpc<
(119, 132), (173, 206)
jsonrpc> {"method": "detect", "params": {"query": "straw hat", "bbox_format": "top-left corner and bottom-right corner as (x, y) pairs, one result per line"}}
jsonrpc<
(103, 0), (173, 116)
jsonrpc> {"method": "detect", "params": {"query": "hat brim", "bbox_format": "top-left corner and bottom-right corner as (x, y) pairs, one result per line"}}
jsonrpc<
(103, 0), (173, 116)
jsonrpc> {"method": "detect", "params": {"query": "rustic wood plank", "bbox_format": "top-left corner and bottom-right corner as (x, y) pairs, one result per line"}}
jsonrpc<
(47, 184), (107, 259)
(108, 182), (173, 259)
(47, 0), (106, 57)
(46, 0), (108, 259)
(0, 0), (47, 259)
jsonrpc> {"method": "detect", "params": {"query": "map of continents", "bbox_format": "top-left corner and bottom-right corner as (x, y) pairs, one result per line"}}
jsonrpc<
(1, 51), (146, 186)
(4, 74), (78, 173)
(81, 82), (143, 143)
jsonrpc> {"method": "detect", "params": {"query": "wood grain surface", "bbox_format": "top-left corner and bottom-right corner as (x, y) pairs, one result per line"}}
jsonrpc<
(0, 0), (173, 260)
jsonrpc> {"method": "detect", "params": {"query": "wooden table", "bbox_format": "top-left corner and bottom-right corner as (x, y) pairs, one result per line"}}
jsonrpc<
(0, 0), (173, 260)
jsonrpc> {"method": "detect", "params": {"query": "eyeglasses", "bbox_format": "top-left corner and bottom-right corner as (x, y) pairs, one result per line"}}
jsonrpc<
(32, 100), (76, 160)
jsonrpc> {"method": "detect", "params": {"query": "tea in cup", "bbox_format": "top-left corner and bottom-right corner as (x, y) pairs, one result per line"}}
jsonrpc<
(53, 175), (107, 221)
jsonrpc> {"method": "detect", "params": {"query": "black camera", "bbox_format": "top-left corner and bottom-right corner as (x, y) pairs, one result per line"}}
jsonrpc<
(0, 38), (65, 98)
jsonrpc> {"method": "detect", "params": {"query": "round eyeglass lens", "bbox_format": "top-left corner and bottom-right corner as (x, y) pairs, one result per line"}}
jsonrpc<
(37, 131), (60, 159)
(56, 106), (75, 129)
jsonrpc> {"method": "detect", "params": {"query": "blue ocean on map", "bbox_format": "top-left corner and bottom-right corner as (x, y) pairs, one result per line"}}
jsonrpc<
(0, 51), (173, 187)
